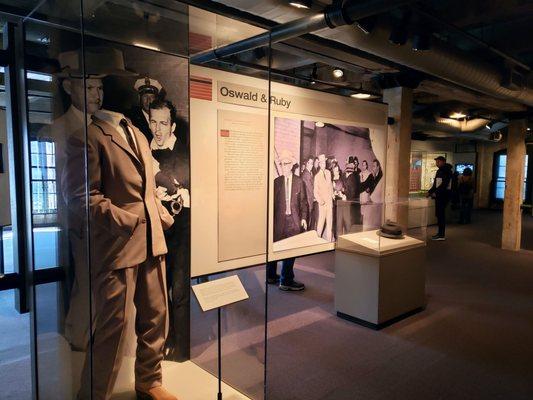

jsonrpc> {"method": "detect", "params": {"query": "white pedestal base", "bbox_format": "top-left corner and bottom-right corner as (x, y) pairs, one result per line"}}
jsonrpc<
(334, 246), (426, 328)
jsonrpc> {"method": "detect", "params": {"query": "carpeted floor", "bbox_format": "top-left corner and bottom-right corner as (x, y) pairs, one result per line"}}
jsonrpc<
(265, 210), (533, 400)
(2, 211), (532, 399)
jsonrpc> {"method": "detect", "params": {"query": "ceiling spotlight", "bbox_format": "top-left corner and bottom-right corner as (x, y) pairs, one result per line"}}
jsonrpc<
(388, 25), (408, 46)
(389, 9), (411, 46)
(412, 30), (431, 51)
(310, 64), (318, 85)
(449, 111), (467, 120)
(253, 47), (266, 61)
(355, 16), (376, 35)
(351, 93), (372, 99)
(289, 0), (312, 9)
(315, 121), (325, 128)
(332, 68), (344, 78)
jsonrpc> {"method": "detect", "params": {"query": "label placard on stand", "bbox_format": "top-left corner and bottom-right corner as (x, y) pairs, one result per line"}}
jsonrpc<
(192, 275), (249, 312)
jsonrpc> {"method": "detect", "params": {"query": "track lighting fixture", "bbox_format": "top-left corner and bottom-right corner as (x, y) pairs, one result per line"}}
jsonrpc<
(310, 64), (318, 85)
(449, 111), (467, 120)
(412, 28), (431, 51)
(350, 93), (372, 99)
(332, 68), (344, 78)
(289, 0), (312, 9)
(389, 26), (408, 46)
(355, 16), (376, 35)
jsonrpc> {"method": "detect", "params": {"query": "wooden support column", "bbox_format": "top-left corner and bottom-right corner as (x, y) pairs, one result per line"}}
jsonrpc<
(501, 119), (526, 251)
(383, 87), (413, 227)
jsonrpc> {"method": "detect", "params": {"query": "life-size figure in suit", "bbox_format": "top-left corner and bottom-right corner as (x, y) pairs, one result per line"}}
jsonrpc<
(64, 108), (177, 400)
(314, 154), (334, 242)
(273, 149), (308, 242)
(39, 47), (136, 351)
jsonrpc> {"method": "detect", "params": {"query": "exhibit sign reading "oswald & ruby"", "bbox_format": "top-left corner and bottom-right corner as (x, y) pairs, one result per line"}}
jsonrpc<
(218, 81), (293, 110)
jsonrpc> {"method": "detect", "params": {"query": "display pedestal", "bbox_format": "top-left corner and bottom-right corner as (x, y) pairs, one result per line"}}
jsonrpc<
(335, 237), (426, 329)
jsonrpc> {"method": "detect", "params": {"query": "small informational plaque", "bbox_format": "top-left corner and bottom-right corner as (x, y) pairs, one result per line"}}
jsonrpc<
(192, 275), (249, 312)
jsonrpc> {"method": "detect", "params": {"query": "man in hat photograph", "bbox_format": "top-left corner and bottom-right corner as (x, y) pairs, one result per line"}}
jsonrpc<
(301, 156), (316, 229)
(128, 76), (164, 140)
(428, 155), (453, 240)
(339, 155), (362, 234)
(273, 149), (308, 242)
(314, 153), (334, 242)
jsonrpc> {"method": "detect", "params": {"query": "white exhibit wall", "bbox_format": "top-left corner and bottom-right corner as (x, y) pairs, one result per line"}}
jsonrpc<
(190, 65), (388, 276)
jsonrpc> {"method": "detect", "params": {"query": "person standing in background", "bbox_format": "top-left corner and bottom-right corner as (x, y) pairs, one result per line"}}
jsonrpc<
(301, 156), (316, 229)
(127, 76), (163, 141)
(371, 159), (383, 193)
(340, 156), (360, 234)
(359, 160), (374, 204)
(428, 156), (453, 240)
(314, 154), (334, 241)
(458, 167), (475, 224)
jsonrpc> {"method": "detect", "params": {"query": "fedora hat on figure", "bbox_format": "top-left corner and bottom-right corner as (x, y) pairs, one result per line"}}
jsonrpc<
(278, 149), (296, 165)
(56, 47), (137, 78)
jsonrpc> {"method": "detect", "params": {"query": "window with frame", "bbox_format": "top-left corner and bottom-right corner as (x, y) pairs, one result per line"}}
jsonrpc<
(494, 153), (529, 201)
(30, 139), (57, 218)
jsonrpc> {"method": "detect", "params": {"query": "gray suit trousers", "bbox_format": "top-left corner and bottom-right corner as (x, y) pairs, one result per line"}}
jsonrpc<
(79, 255), (168, 400)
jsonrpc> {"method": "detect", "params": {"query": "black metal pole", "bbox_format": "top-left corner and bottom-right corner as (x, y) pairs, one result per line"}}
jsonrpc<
(217, 307), (222, 400)
(0, 226), (4, 276)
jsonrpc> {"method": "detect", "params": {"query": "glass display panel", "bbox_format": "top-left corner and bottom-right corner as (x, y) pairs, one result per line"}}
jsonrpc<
(265, 29), (389, 399)
(189, 5), (269, 399)
(335, 199), (427, 256)
(24, 15), (91, 399)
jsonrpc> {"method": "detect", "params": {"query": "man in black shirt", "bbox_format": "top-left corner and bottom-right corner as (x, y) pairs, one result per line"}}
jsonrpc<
(428, 156), (453, 240)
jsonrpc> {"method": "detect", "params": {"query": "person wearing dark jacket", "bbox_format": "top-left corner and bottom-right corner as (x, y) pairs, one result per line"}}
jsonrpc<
(428, 156), (453, 240)
(458, 167), (475, 224)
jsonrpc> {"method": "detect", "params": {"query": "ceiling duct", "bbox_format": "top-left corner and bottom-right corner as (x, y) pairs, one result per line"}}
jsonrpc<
(318, 19), (533, 106)
(191, 0), (416, 64)
(210, 1), (533, 107)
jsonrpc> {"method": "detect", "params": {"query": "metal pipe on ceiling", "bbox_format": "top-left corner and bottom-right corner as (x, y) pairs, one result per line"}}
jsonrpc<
(191, 0), (415, 64)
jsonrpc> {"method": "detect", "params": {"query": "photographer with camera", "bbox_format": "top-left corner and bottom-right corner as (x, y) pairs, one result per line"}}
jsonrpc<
(149, 99), (191, 361)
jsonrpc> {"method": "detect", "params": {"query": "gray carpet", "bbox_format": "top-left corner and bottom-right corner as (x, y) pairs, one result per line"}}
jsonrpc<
(265, 210), (533, 400)
(2, 211), (532, 399)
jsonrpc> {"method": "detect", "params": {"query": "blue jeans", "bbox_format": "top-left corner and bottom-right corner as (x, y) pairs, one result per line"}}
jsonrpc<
(267, 258), (295, 285)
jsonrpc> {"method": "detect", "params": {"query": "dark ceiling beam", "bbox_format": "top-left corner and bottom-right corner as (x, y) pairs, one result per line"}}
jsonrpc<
(412, 6), (530, 71)
(415, 80), (527, 113)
